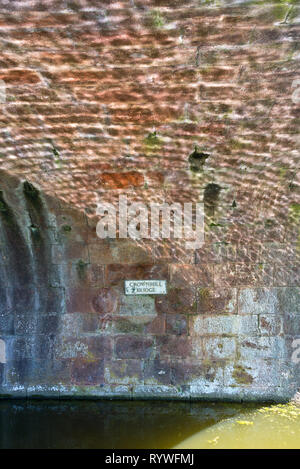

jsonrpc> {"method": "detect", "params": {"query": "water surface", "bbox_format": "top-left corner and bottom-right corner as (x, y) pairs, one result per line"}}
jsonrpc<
(0, 400), (259, 449)
(176, 403), (300, 449)
(0, 400), (299, 449)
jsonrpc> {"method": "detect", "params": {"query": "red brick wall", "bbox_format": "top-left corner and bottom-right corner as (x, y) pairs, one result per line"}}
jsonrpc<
(0, 0), (299, 400)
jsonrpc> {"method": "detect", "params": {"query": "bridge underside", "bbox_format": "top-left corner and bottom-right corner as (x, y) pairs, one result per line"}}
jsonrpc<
(0, 0), (299, 400)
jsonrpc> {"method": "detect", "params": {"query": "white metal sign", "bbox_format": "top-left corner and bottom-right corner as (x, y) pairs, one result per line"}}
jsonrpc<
(125, 280), (167, 295)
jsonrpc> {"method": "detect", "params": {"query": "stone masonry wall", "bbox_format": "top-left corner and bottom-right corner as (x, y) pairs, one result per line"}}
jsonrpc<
(0, 0), (299, 401)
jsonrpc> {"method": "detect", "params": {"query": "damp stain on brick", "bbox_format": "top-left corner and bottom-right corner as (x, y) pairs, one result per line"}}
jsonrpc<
(0, 191), (13, 221)
(76, 259), (88, 281)
(204, 183), (222, 218)
(23, 181), (40, 201)
(188, 146), (210, 172)
(204, 183), (222, 204)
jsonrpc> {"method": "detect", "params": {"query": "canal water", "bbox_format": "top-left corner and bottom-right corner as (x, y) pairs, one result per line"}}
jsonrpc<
(0, 400), (299, 449)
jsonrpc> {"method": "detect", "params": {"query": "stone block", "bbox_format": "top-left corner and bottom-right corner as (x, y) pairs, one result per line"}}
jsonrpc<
(259, 314), (283, 336)
(238, 336), (287, 361)
(52, 243), (89, 264)
(165, 314), (188, 336)
(284, 314), (300, 336)
(143, 359), (172, 385)
(223, 358), (279, 389)
(191, 314), (259, 337)
(239, 287), (300, 316)
(115, 336), (154, 359)
(169, 264), (213, 288)
(119, 294), (156, 316)
(214, 263), (273, 288)
(155, 287), (197, 315)
(104, 359), (142, 385)
(198, 287), (237, 314)
(156, 335), (192, 359)
(132, 384), (190, 400)
(199, 337), (236, 360)
(98, 171), (144, 189)
(71, 358), (104, 386)
(144, 314), (165, 335)
(66, 286), (119, 315)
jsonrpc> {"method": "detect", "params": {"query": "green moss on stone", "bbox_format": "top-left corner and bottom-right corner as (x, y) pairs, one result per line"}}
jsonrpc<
(144, 131), (161, 147)
(199, 287), (210, 299)
(232, 365), (253, 385)
(289, 203), (300, 222)
(62, 224), (72, 232)
(150, 10), (165, 28)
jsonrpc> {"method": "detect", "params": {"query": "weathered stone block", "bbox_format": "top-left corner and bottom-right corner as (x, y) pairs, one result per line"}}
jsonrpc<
(156, 335), (192, 359)
(14, 311), (38, 336)
(143, 359), (172, 385)
(62, 262), (105, 288)
(89, 240), (153, 265)
(88, 242), (115, 264)
(132, 384), (190, 400)
(187, 360), (225, 392)
(37, 313), (60, 334)
(259, 314), (283, 336)
(239, 288), (278, 315)
(274, 263), (300, 287)
(119, 294), (156, 316)
(144, 314), (165, 335)
(99, 171), (144, 189)
(60, 313), (82, 337)
(169, 264), (213, 288)
(80, 313), (101, 333)
(104, 359), (142, 385)
(52, 243), (89, 264)
(58, 335), (112, 360)
(110, 316), (145, 334)
(215, 263), (273, 288)
(238, 336), (287, 361)
(198, 337), (236, 360)
(71, 358), (104, 386)
(191, 314), (259, 337)
(91, 287), (119, 315)
(223, 358), (279, 389)
(56, 224), (89, 246)
(0, 363), (4, 386)
(155, 287), (197, 315)
(66, 286), (119, 315)
(239, 287), (300, 316)
(0, 312), (14, 335)
(198, 287), (237, 314)
(84, 336), (113, 359)
(115, 336), (154, 359)
(284, 314), (300, 336)
(165, 314), (187, 336)
(8, 336), (35, 360)
(277, 288), (300, 315)
(0, 69), (41, 84)
(57, 337), (89, 359)
(6, 358), (71, 386)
